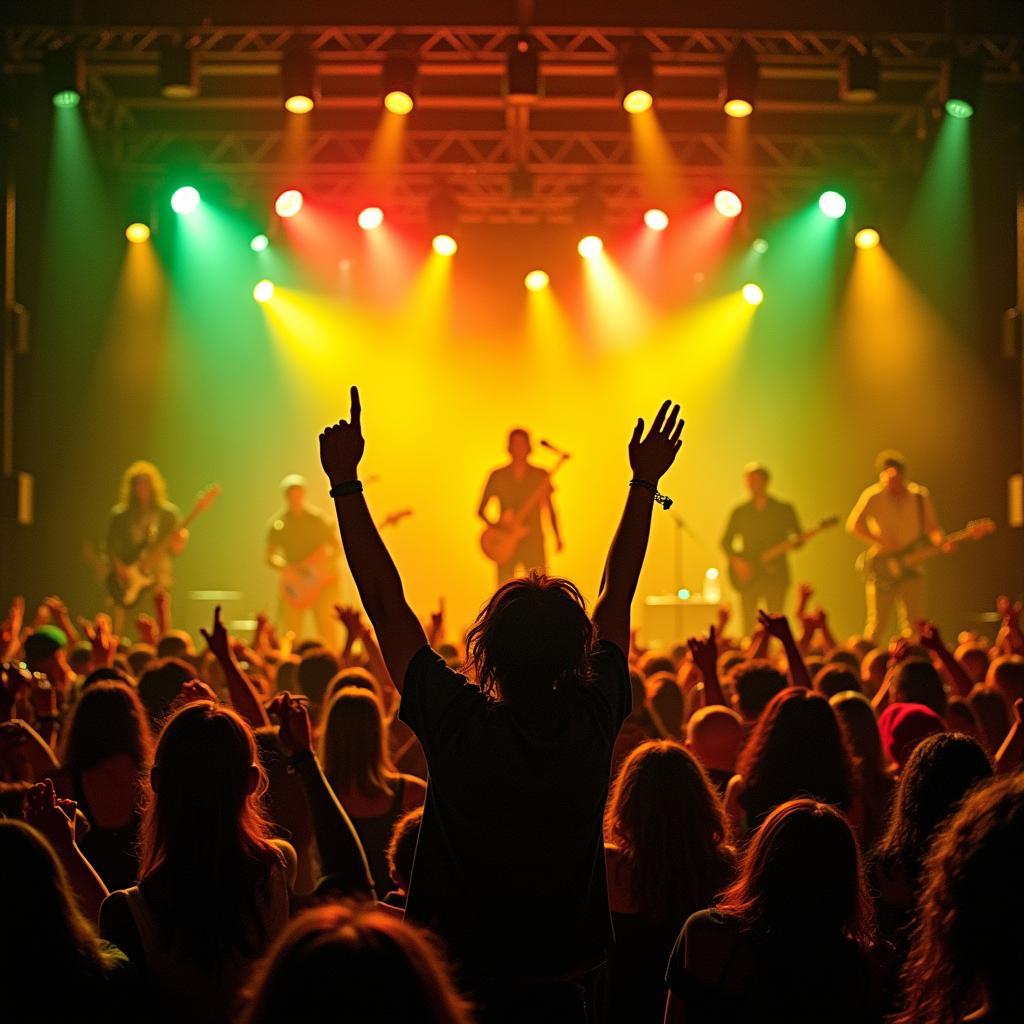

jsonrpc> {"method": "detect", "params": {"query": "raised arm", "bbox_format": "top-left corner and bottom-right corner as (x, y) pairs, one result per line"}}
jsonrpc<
(917, 621), (972, 699)
(319, 388), (427, 691)
(592, 400), (683, 655)
(201, 605), (270, 729)
(758, 610), (812, 691)
(687, 625), (727, 708)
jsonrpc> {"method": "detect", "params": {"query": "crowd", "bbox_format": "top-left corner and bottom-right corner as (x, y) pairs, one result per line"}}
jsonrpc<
(1, 392), (1022, 1023)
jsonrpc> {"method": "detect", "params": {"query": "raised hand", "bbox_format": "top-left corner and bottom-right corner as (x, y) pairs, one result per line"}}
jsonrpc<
(716, 603), (731, 635)
(81, 613), (118, 669)
(268, 692), (313, 757)
(136, 613), (159, 647)
(320, 385), (366, 485)
(176, 678), (219, 707)
(889, 636), (911, 666)
(628, 400), (683, 482)
(1, 595), (25, 657)
(200, 605), (231, 662)
(758, 609), (794, 642)
(23, 779), (77, 851)
(917, 620), (946, 654)
(334, 604), (368, 640)
(428, 598), (445, 644)
(688, 625), (719, 680)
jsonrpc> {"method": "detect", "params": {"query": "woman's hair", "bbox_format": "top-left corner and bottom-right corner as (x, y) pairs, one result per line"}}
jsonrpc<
(813, 664), (861, 700)
(874, 732), (992, 884)
(717, 799), (874, 947)
(59, 680), (153, 775)
(888, 658), (948, 718)
(0, 821), (114, 997)
(324, 666), (383, 708)
(240, 903), (474, 1024)
(319, 687), (395, 799)
(387, 806), (424, 891)
(646, 672), (683, 738)
(606, 741), (734, 923)
(119, 459), (167, 508)
(465, 572), (595, 703)
(830, 690), (889, 780)
(737, 688), (855, 826)
(968, 683), (1010, 755)
(894, 774), (1024, 1024)
(138, 700), (279, 964)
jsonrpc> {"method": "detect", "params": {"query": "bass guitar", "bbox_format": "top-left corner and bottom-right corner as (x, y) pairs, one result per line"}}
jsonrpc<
(107, 485), (221, 608)
(480, 456), (567, 565)
(856, 517), (996, 589)
(729, 516), (839, 591)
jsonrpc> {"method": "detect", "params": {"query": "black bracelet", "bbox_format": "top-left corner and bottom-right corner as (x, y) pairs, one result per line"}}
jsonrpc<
(630, 478), (673, 510)
(329, 480), (363, 499)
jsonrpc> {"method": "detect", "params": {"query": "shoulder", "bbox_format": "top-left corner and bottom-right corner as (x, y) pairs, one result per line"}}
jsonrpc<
(588, 639), (631, 689)
(109, 504), (129, 519)
(858, 483), (883, 503)
(399, 774), (427, 808)
(908, 483), (931, 498)
(162, 502), (182, 519)
(99, 889), (139, 947)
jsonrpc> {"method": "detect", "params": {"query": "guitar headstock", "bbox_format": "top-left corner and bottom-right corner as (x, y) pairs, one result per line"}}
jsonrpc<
(967, 517), (996, 539)
(380, 508), (414, 529)
(195, 484), (222, 511)
(819, 515), (840, 530)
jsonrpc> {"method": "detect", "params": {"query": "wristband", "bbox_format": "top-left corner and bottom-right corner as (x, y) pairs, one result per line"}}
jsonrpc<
(329, 480), (363, 499)
(629, 478), (673, 510)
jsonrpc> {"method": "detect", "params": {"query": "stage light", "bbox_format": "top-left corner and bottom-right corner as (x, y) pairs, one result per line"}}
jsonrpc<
(677, 588), (691, 600)
(125, 222), (150, 244)
(159, 45), (199, 99)
(722, 41), (757, 117)
(840, 49), (880, 103)
(854, 227), (880, 249)
(752, 238), (769, 254)
(250, 233), (270, 252)
(432, 234), (457, 256)
(644, 208), (669, 231)
(524, 270), (550, 291)
(253, 280), (275, 303)
(170, 186), (200, 214)
(281, 42), (317, 114)
(382, 54), (418, 115)
(714, 190), (743, 218)
(275, 189), (303, 218)
(818, 190), (848, 218)
(505, 34), (540, 103)
(45, 47), (82, 108)
(358, 206), (384, 230)
(619, 42), (654, 113)
(577, 235), (604, 259)
(942, 57), (981, 119)
(742, 283), (764, 306)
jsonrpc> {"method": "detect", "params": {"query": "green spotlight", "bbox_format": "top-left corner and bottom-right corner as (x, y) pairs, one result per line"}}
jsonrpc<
(250, 233), (270, 252)
(945, 98), (973, 119)
(752, 238), (769, 254)
(170, 186), (200, 215)
(818, 190), (847, 219)
(52, 89), (80, 109)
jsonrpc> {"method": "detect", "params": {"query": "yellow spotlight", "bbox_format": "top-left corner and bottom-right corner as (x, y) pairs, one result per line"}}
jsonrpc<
(524, 269), (550, 291)
(384, 90), (414, 115)
(284, 94), (314, 114)
(741, 283), (764, 306)
(125, 222), (150, 244)
(723, 98), (753, 118)
(577, 235), (604, 259)
(855, 227), (881, 250)
(643, 208), (669, 231)
(253, 279), (275, 303)
(713, 189), (743, 218)
(622, 89), (653, 114)
(431, 233), (457, 256)
(358, 206), (384, 231)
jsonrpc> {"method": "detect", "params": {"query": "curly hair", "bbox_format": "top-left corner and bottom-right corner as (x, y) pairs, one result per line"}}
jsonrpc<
(893, 774), (1024, 1024)
(464, 572), (595, 703)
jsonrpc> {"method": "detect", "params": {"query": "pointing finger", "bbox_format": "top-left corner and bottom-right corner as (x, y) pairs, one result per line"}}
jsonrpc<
(350, 386), (361, 427)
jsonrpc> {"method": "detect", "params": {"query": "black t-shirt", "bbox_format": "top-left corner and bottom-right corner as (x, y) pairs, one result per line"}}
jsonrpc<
(720, 497), (801, 581)
(399, 641), (631, 980)
(481, 464), (550, 539)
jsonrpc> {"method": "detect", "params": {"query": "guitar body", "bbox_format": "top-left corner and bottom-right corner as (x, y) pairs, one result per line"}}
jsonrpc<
(480, 521), (529, 565)
(107, 562), (157, 609)
(728, 516), (840, 593)
(280, 563), (339, 611)
(728, 556), (755, 591)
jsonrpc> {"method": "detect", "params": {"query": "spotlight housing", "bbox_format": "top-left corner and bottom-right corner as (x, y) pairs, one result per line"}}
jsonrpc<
(577, 235), (604, 259)
(722, 40), (757, 118)
(275, 189), (304, 218)
(250, 233), (270, 252)
(942, 56), (982, 119)
(253, 280), (275, 303)
(382, 54), (418, 115)
(818, 190), (848, 219)
(840, 49), (880, 103)
(159, 45), (200, 100)
(44, 47), (83, 108)
(644, 208), (669, 231)
(170, 186), (201, 215)
(427, 190), (460, 253)
(524, 270), (550, 291)
(432, 234), (458, 256)
(505, 34), (541, 103)
(358, 206), (384, 231)
(752, 238), (769, 254)
(618, 42), (654, 113)
(125, 222), (151, 244)
(854, 227), (880, 249)
(713, 190), (743, 218)
(742, 283), (764, 306)
(281, 42), (317, 114)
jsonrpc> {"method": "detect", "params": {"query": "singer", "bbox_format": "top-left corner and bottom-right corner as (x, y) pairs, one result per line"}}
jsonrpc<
(477, 427), (565, 584)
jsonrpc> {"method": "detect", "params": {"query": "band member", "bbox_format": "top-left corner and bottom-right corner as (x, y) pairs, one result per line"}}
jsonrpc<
(478, 428), (563, 585)
(847, 450), (951, 644)
(107, 461), (187, 634)
(267, 474), (341, 645)
(721, 463), (802, 636)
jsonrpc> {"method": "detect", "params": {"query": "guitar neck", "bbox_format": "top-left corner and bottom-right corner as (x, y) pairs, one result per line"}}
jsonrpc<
(759, 529), (815, 565)
(509, 458), (566, 526)
(901, 526), (973, 568)
(138, 501), (206, 565)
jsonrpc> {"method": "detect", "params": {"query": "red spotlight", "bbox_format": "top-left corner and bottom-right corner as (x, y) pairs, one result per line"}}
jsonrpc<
(275, 189), (304, 218)
(358, 206), (384, 231)
(713, 190), (743, 218)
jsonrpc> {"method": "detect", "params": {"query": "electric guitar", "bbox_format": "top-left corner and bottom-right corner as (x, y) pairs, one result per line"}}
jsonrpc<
(480, 456), (568, 566)
(856, 517), (996, 589)
(279, 508), (414, 611)
(107, 485), (221, 608)
(728, 516), (839, 591)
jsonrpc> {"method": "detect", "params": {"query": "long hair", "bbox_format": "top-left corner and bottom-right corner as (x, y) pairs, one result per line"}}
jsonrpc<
(830, 691), (889, 779)
(59, 680), (153, 775)
(464, 572), (595, 703)
(874, 732), (992, 885)
(605, 741), (735, 923)
(737, 688), (855, 827)
(717, 799), (874, 947)
(319, 687), (395, 799)
(138, 701), (279, 965)
(118, 459), (167, 509)
(894, 774), (1024, 1024)
(0, 821), (114, 992)
(240, 903), (474, 1024)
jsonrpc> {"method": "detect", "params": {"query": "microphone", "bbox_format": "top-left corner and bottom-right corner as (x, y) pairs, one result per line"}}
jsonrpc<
(540, 439), (571, 459)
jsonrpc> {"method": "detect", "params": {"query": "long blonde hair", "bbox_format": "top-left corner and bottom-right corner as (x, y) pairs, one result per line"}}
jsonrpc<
(119, 460), (167, 509)
(319, 687), (395, 798)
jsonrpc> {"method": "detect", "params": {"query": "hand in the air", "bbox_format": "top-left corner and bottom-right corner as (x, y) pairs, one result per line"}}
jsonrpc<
(916, 620), (946, 654)
(687, 625), (719, 681)
(200, 605), (231, 662)
(628, 400), (683, 482)
(24, 779), (78, 851)
(758, 609), (794, 642)
(320, 386), (366, 484)
(268, 692), (313, 757)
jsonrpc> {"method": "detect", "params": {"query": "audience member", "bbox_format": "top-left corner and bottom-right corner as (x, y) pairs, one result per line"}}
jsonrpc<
(685, 705), (743, 796)
(384, 805), (424, 908)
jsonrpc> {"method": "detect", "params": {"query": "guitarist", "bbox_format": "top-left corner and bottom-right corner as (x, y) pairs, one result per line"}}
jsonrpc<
(266, 474), (341, 645)
(847, 450), (952, 644)
(721, 463), (803, 636)
(478, 428), (563, 585)
(107, 461), (187, 634)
